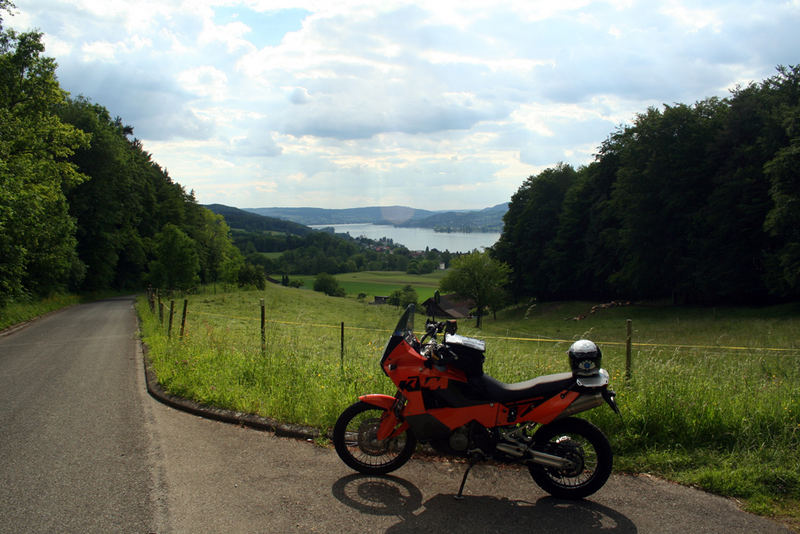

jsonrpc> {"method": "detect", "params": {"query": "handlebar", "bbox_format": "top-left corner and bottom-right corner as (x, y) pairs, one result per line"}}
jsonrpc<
(419, 319), (458, 360)
(420, 319), (451, 343)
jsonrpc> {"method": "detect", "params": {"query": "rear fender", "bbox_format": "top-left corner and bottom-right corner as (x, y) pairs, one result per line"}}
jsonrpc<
(526, 390), (580, 424)
(359, 394), (409, 440)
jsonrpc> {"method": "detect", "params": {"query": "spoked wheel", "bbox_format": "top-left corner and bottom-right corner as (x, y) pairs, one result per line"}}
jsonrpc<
(333, 401), (416, 475)
(528, 417), (612, 499)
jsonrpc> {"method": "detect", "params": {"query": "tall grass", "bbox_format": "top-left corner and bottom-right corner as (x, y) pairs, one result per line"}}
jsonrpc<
(140, 286), (401, 426)
(138, 286), (800, 517)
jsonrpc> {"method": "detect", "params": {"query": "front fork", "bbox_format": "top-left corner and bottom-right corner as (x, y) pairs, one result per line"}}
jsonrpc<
(359, 392), (408, 440)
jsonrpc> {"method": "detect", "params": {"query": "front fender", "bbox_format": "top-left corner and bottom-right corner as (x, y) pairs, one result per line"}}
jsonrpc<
(359, 394), (396, 411)
(359, 394), (409, 440)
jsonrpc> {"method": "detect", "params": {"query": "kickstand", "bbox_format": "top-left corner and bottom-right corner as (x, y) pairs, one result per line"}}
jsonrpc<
(455, 455), (480, 500)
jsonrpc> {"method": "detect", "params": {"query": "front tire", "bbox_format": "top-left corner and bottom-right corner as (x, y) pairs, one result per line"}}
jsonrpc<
(333, 401), (416, 475)
(529, 417), (612, 499)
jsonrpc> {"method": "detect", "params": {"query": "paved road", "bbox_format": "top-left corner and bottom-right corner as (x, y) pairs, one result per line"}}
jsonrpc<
(0, 297), (155, 532)
(0, 298), (793, 533)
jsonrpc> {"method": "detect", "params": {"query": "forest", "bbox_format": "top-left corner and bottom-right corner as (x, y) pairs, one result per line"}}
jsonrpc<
(493, 65), (800, 305)
(1, 17), (246, 305)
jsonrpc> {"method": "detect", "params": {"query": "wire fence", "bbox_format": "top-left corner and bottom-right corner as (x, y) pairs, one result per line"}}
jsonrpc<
(146, 288), (799, 383)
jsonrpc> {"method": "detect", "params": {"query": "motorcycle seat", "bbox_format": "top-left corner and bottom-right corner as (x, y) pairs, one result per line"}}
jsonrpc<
(471, 372), (575, 403)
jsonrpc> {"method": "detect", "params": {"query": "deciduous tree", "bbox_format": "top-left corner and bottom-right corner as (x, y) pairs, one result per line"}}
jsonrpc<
(0, 21), (89, 304)
(147, 224), (200, 291)
(439, 251), (510, 327)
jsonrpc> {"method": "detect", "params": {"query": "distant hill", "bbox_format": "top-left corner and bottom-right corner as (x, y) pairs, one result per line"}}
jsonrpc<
(244, 203), (507, 232)
(396, 203), (508, 232)
(205, 204), (312, 236)
(243, 206), (436, 226)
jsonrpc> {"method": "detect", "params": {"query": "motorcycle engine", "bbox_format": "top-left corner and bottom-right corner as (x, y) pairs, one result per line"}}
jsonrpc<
(448, 425), (470, 452)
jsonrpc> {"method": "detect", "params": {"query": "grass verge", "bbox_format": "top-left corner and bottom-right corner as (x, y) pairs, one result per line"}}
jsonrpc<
(0, 293), (82, 331)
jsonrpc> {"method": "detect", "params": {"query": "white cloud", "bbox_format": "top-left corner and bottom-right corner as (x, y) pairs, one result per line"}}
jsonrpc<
(8, 0), (799, 209)
(42, 34), (73, 57)
(659, 1), (723, 33)
(80, 40), (122, 62)
(177, 66), (229, 100)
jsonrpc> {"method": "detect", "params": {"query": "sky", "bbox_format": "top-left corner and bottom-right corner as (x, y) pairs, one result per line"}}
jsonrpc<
(7, 0), (800, 210)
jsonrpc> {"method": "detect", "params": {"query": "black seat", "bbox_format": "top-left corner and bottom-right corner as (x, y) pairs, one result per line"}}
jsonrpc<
(470, 372), (575, 403)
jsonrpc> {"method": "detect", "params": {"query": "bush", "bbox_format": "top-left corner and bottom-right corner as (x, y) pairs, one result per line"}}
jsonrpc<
(237, 264), (266, 290)
(313, 273), (344, 297)
(389, 285), (417, 307)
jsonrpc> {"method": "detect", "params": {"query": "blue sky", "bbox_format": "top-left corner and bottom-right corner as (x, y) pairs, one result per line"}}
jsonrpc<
(8, 0), (800, 210)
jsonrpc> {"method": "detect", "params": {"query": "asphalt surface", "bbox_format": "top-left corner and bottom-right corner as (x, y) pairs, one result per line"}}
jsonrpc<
(0, 297), (793, 533)
(0, 297), (155, 532)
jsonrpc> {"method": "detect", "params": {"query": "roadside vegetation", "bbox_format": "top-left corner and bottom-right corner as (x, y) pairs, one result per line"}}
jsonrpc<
(137, 282), (799, 521)
(0, 290), (134, 331)
(0, 293), (80, 330)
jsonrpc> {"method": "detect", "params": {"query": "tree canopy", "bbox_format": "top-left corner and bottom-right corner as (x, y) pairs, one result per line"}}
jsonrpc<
(0, 23), (89, 304)
(439, 251), (510, 327)
(0, 20), (248, 302)
(493, 66), (800, 304)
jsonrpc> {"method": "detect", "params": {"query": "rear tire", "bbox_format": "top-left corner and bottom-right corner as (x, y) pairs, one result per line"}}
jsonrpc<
(528, 417), (612, 499)
(333, 401), (416, 475)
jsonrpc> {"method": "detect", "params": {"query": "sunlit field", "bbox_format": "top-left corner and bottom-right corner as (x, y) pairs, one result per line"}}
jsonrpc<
(291, 270), (446, 301)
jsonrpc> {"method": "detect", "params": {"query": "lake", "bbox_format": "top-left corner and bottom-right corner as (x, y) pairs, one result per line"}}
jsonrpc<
(310, 223), (501, 253)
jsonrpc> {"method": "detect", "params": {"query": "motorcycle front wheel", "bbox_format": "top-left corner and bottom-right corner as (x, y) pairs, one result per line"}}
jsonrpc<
(528, 417), (612, 499)
(333, 401), (416, 475)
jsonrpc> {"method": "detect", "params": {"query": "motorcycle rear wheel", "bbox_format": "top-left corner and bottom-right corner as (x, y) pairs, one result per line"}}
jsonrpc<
(333, 401), (416, 475)
(528, 417), (612, 499)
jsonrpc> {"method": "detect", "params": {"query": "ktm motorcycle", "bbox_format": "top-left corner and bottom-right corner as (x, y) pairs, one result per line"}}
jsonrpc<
(333, 304), (620, 499)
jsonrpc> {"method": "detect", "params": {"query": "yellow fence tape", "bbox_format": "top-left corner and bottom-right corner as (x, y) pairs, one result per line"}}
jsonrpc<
(187, 309), (798, 354)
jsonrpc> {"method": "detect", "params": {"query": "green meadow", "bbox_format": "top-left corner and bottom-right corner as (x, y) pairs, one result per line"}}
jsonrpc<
(291, 270), (446, 301)
(138, 283), (799, 522)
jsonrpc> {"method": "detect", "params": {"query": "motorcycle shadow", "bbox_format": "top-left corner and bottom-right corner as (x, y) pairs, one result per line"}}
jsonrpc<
(332, 473), (637, 533)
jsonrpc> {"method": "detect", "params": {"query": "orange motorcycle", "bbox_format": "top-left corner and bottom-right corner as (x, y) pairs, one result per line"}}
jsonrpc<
(333, 304), (619, 499)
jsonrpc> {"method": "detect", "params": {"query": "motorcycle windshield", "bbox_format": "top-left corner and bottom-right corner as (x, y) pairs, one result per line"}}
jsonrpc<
(381, 304), (416, 366)
(393, 303), (415, 336)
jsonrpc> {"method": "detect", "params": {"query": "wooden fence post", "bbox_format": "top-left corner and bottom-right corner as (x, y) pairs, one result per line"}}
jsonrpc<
(168, 300), (175, 338)
(159, 301), (164, 325)
(180, 299), (188, 339)
(625, 319), (633, 380)
(260, 299), (266, 355)
(340, 322), (345, 368)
